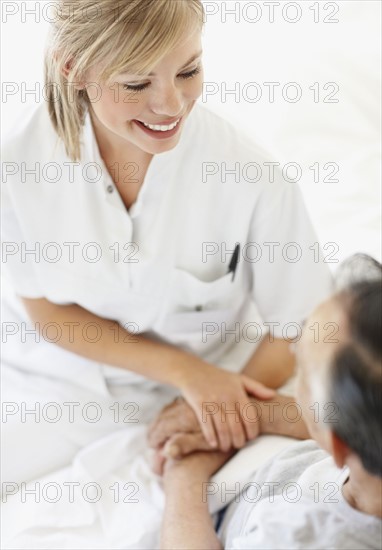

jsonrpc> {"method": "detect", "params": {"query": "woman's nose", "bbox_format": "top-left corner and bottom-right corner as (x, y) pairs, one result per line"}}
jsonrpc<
(149, 83), (184, 118)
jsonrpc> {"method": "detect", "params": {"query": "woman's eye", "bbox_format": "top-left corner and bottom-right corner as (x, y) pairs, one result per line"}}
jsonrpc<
(122, 82), (149, 92)
(122, 66), (202, 93)
(178, 66), (202, 80)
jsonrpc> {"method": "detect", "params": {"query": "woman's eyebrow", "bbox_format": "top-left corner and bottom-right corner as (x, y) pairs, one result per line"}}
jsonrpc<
(148, 50), (203, 76)
(121, 50), (203, 77)
(174, 50), (203, 72)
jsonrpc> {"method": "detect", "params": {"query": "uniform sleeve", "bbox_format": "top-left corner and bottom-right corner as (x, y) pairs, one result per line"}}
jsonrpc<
(1, 180), (45, 299)
(248, 181), (334, 339)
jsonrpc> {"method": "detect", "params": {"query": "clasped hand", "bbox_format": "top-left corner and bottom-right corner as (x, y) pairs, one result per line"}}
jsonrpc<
(147, 384), (272, 475)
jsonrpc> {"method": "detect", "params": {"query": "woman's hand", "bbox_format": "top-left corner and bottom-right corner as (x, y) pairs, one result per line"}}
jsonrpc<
(177, 364), (275, 452)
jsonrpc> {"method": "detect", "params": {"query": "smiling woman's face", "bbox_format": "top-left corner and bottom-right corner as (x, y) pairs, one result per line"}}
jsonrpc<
(84, 28), (204, 158)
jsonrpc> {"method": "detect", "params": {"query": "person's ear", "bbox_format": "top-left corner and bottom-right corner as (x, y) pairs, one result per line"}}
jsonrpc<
(59, 57), (85, 90)
(329, 431), (350, 468)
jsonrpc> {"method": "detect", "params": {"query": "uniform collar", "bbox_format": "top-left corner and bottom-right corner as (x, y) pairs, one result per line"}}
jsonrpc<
(80, 107), (193, 218)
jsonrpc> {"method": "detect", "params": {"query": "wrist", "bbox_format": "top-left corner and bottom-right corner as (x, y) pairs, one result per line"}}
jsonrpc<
(171, 357), (216, 390)
(163, 450), (234, 489)
(257, 394), (291, 436)
(163, 459), (208, 491)
(257, 394), (309, 439)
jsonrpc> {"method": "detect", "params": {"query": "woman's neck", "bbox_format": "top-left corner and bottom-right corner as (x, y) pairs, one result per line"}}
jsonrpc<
(88, 107), (153, 193)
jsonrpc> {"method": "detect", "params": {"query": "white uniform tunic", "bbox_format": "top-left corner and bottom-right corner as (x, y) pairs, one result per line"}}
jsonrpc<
(1, 101), (333, 482)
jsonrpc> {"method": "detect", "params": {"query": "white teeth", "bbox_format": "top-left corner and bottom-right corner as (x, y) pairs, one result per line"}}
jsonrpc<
(141, 119), (180, 132)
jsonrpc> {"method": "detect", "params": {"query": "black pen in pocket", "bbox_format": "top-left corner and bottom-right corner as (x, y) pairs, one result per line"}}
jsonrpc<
(228, 243), (240, 282)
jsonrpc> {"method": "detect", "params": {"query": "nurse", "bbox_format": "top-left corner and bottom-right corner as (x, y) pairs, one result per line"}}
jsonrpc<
(1, 0), (332, 484)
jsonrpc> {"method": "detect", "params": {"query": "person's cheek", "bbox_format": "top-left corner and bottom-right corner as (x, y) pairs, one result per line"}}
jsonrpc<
(106, 88), (143, 124)
(120, 91), (145, 119)
(192, 71), (204, 100)
(183, 70), (204, 102)
(90, 86), (115, 123)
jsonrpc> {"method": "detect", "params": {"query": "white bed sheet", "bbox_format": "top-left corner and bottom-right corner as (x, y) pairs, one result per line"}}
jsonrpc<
(2, 428), (298, 549)
(1, 377), (298, 550)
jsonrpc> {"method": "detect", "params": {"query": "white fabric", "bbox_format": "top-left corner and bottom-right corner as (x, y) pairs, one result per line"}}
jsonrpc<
(1, 422), (165, 549)
(0, 3), (379, 547)
(1, 366), (299, 549)
(0, 362), (178, 486)
(1, 101), (333, 548)
(1, 361), (299, 550)
(219, 440), (382, 550)
(1, 101), (333, 387)
(1, 428), (296, 550)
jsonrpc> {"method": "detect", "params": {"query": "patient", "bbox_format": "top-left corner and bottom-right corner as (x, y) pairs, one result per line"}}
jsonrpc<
(148, 255), (382, 549)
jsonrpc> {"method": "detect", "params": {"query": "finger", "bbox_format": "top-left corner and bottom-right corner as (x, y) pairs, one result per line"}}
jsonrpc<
(147, 397), (184, 444)
(149, 401), (200, 448)
(213, 408), (232, 452)
(239, 396), (261, 441)
(150, 449), (167, 476)
(199, 409), (218, 448)
(177, 402), (200, 432)
(162, 432), (212, 458)
(147, 410), (186, 448)
(226, 403), (247, 449)
(241, 376), (276, 399)
(147, 420), (160, 447)
(147, 420), (170, 449)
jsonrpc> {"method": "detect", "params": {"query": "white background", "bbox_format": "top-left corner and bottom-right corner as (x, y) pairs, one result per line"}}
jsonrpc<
(2, 0), (381, 265)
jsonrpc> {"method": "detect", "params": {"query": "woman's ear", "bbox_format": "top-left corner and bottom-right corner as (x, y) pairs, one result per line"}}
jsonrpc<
(60, 57), (85, 90)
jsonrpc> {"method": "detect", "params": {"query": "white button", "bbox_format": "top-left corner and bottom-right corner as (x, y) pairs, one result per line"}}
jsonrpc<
(107, 184), (114, 193)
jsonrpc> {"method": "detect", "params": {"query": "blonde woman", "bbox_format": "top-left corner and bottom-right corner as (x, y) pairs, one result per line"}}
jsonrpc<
(1, 0), (332, 485)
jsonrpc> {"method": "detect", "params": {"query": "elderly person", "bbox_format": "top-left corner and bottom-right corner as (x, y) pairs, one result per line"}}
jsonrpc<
(149, 258), (382, 549)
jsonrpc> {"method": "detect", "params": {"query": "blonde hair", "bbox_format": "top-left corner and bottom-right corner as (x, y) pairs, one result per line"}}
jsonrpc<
(44, 0), (205, 162)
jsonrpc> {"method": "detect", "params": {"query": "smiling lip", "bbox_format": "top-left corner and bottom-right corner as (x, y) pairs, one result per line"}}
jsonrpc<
(137, 117), (181, 125)
(133, 117), (183, 139)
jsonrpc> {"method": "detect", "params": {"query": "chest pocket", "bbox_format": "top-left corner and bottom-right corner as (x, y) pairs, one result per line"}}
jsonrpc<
(152, 267), (248, 344)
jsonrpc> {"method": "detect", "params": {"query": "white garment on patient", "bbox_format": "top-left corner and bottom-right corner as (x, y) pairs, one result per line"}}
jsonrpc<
(219, 440), (382, 550)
